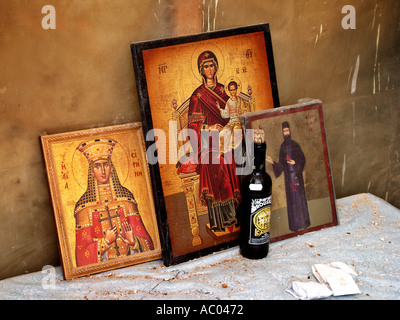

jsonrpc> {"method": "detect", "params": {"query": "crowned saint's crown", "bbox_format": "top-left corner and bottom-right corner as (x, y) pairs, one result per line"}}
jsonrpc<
(77, 138), (117, 162)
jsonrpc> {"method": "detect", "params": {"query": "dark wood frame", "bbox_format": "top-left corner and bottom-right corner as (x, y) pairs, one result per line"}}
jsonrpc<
(131, 23), (280, 266)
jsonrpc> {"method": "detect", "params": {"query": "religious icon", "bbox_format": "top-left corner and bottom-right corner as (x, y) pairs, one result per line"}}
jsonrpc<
(74, 138), (154, 267)
(241, 99), (338, 242)
(131, 23), (280, 266)
(41, 123), (161, 279)
(266, 121), (311, 232)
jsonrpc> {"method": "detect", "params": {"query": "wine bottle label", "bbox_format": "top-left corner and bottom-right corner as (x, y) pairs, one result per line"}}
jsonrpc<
(249, 196), (271, 245)
(249, 183), (263, 191)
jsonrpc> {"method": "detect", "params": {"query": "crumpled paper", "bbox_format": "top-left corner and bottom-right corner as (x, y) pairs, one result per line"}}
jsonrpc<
(286, 262), (361, 300)
(286, 281), (334, 300)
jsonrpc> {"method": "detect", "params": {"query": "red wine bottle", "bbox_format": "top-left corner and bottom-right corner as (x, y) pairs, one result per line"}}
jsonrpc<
(239, 129), (272, 259)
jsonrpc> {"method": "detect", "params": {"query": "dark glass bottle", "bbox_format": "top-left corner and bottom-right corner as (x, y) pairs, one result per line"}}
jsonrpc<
(239, 139), (272, 259)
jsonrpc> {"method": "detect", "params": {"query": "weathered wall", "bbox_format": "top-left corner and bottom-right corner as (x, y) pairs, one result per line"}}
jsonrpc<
(207, 0), (400, 207)
(0, 0), (398, 280)
(0, 0), (188, 280)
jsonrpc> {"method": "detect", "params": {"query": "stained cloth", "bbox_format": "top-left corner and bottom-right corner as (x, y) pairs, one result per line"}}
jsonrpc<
(1, 193), (399, 300)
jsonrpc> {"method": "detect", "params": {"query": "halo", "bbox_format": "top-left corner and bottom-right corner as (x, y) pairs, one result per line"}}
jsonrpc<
(224, 76), (242, 96)
(71, 140), (130, 190)
(191, 43), (225, 83)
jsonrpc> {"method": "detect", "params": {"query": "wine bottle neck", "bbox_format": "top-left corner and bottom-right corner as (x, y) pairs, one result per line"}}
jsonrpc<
(253, 142), (266, 172)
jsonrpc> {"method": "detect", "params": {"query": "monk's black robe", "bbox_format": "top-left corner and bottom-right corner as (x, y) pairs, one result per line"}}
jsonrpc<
(272, 138), (310, 232)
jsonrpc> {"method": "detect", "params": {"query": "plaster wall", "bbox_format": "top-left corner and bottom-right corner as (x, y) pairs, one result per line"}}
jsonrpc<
(0, 0), (398, 279)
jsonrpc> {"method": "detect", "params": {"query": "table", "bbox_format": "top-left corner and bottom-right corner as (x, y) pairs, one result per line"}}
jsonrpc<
(1, 193), (399, 300)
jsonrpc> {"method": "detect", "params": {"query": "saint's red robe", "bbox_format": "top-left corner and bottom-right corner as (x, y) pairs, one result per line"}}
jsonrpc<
(75, 201), (154, 267)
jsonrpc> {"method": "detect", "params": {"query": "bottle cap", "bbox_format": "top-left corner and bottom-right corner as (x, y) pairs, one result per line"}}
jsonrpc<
(254, 128), (265, 144)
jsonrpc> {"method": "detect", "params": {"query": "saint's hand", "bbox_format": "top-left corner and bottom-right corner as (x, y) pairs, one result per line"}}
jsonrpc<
(266, 156), (274, 164)
(287, 159), (296, 165)
(105, 225), (117, 245)
(121, 221), (136, 245)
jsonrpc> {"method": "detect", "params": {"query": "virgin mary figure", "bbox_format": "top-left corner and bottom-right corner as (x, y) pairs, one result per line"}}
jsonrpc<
(186, 51), (241, 232)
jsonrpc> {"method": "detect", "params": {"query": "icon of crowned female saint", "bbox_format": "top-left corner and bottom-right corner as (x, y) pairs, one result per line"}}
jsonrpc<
(186, 50), (241, 233)
(73, 138), (154, 267)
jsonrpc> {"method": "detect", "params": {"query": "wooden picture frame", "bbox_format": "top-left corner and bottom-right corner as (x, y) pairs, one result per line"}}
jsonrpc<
(41, 123), (161, 279)
(241, 99), (338, 242)
(131, 23), (280, 266)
